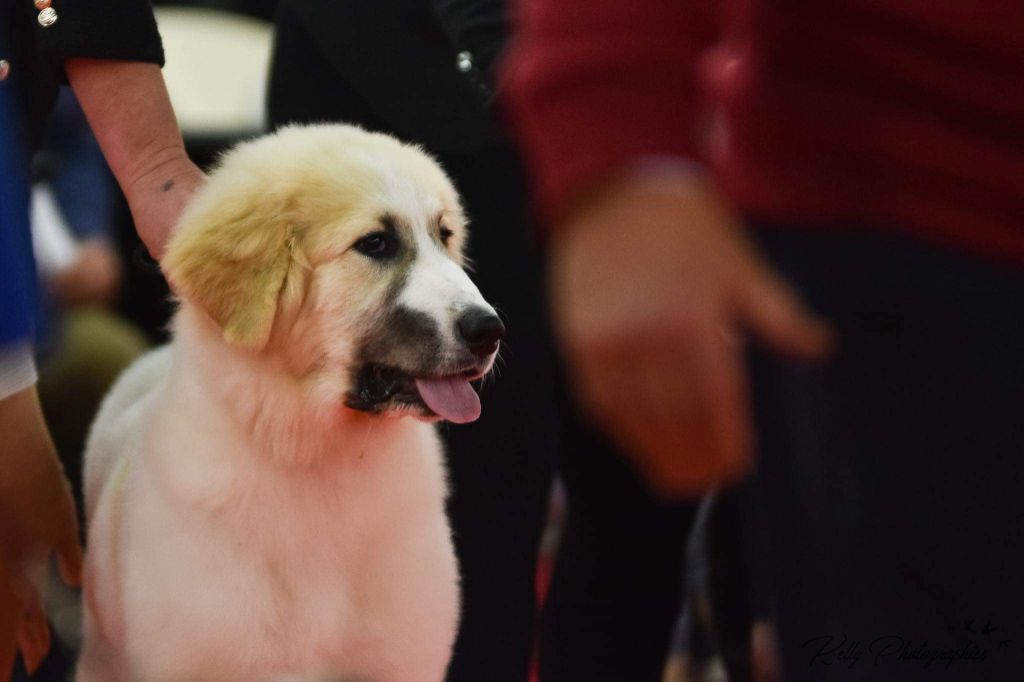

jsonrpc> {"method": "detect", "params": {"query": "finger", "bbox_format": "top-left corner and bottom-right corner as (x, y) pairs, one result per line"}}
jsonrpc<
(626, 353), (705, 494)
(635, 347), (694, 433)
(572, 346), (630, 429)
(627, 389), (723, 498)
(0, 639), (14, 682)
(9, 571), (49, 675)
(696, 323), (754, 483)
(737, 264), (836, 361)
(633, 330), (751, 497)
(16, 591), (50, 676)
(752, 620), (782, 682)
(0, 571), (20, 682)
(618, 361), (683, 480)
(640, 404), (719, 498)
(573, 331), (748, 497)
(573, 350), (687, 489)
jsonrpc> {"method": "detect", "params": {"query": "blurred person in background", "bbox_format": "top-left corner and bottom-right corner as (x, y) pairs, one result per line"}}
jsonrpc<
(1, 0), (203, 677)
(269, 1), (697, 680)
(504, 1), (1024, 681)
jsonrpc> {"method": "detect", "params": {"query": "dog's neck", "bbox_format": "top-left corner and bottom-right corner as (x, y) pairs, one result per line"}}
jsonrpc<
(170, 304), (406, 466)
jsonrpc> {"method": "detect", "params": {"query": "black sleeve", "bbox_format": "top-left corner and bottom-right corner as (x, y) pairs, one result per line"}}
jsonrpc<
(429, 0), (506, 90)
(35, 0), (163, 68)
(8, 0), (164, 146)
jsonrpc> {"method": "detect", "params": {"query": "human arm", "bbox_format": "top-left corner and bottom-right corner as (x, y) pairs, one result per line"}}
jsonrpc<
(2, 168), (85, 681)
(66, 59), (204, 261)
(22, 0), (204, 261)
(1, 186), (82, 678)
(502, 0), (715, 219)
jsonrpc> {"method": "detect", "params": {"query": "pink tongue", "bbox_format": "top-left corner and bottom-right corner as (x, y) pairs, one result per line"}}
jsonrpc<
(414, 377), (481, 423)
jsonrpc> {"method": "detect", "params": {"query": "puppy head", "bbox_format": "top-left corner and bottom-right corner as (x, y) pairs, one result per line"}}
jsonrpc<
(163, 124), (502, 423)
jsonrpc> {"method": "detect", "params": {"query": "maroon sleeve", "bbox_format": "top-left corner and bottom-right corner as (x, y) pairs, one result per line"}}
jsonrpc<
(501, 0), (715, 224)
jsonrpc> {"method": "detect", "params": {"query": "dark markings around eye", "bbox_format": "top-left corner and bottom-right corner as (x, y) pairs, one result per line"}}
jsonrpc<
(440, 225), (454, 246)
(373, 213), (417, 304)
(354, 214), (403, 260)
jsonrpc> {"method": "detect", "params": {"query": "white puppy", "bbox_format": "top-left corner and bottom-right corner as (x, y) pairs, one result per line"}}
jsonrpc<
(78, 124), (505, 681)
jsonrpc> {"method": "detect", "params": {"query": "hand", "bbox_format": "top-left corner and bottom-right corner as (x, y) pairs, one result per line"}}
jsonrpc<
(0, 388), (83, 679)
(549, 172), (834, 497)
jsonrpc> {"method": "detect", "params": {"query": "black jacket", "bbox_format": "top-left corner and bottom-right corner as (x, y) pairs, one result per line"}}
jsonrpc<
(270, 0), (508, 155)
(431, 0), (504, 86)
(1, 0), (163, 145)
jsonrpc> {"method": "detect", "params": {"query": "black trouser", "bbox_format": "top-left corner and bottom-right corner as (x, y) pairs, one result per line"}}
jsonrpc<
(747, 224), (1024, 682)
(539, 390), (699, 682)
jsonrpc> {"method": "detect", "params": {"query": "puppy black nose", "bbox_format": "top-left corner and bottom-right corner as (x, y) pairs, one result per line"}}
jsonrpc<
(457, 308), (505, 357)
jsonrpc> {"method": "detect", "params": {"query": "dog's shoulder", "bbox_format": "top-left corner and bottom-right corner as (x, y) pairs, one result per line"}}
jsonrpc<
(89, 345), (172, 443)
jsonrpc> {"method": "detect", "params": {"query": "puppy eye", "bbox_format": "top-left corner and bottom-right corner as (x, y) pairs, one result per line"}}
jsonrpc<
(354, 231), (398, 259)
(440, 227), (454, 246)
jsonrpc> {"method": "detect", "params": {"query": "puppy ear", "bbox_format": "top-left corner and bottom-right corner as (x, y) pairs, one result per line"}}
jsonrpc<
(163, 194), (294, 351)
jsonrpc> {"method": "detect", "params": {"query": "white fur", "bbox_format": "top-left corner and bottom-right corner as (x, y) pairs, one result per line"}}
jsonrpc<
(78, 126), (482, 681)
(398, 225), (495, 346)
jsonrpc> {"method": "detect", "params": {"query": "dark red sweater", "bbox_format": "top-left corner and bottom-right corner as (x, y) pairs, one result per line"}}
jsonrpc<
(503, 0), (1024, 263)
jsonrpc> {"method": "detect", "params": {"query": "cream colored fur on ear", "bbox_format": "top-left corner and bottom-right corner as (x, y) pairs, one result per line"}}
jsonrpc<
(163, 182), (294, 351)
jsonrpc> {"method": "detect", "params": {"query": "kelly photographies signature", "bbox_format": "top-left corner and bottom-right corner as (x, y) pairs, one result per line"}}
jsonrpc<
(800, 625), (1023, 678)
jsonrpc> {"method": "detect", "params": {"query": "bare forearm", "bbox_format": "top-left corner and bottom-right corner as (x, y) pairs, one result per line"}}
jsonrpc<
(66, 59), (188, 194)
(66, 59), (204, 259)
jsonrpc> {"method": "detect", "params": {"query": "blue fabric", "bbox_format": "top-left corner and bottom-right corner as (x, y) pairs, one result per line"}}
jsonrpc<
(42, 87), (118, 240)
(30, 87), (121, 359)
(1, 22), (39, 347)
